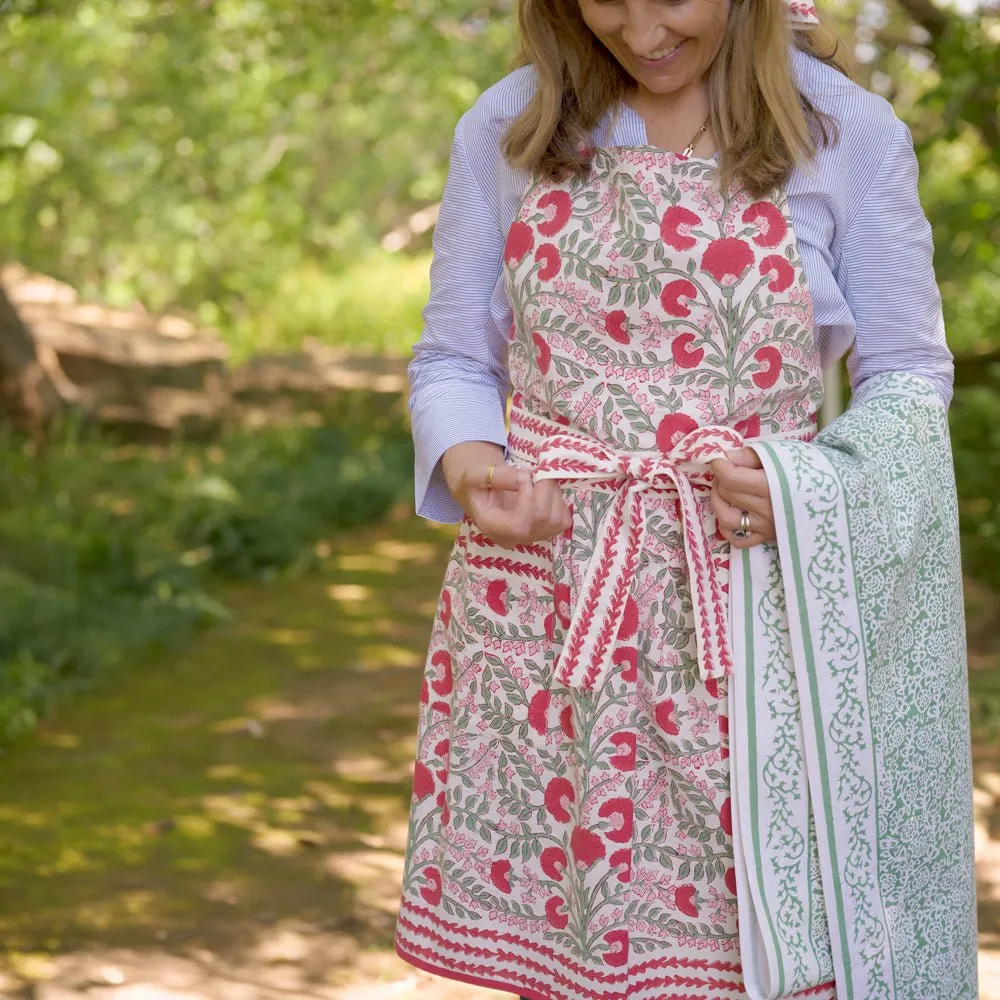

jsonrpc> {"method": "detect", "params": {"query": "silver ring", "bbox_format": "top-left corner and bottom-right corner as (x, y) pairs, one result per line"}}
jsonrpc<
(732, 509), (752, 540)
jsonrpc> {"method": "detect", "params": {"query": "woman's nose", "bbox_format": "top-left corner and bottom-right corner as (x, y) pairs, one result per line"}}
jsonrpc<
(621, 5), (670, 55)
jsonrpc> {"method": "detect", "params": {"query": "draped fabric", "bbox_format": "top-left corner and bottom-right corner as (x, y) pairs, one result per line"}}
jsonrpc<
(729, 371), (978, 1000)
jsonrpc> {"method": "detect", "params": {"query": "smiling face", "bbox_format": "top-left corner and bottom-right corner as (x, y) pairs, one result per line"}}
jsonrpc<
(578, 0), (731, 97)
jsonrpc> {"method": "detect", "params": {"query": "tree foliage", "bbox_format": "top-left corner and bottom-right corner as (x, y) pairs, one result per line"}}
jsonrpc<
(0, 0), (515, 324)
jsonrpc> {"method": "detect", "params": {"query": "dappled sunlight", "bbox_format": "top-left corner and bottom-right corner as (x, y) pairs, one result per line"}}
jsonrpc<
(247, 695), (334, 724)
(205, 763), (266, 785)
(327, 583), (374, 603)
(36, 731), (81, 749)
(332, 754), (413, 785)
(371, 539), (447, 564)
(3, 514), (994, 997)
(355, 643), (423, 668)
(0, 517), (454, 984)
(325, 849), (406, 915)
(261, 627), (316, 647)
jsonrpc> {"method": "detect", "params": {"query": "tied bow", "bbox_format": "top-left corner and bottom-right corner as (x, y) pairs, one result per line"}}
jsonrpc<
(533, 425), (744, 692)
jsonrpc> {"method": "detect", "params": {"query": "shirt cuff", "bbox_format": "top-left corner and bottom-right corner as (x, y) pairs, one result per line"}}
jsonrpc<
(412, 384), (508, 523)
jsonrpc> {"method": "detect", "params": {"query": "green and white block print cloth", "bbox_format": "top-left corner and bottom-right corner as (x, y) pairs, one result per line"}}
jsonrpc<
(729, 372), (978, 1000)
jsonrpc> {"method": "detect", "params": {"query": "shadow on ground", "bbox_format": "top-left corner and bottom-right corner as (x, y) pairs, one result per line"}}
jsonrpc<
(0, 517), (997, 999)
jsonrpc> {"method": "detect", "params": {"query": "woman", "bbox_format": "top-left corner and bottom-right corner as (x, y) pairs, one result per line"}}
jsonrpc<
(394, 1), (978, 997)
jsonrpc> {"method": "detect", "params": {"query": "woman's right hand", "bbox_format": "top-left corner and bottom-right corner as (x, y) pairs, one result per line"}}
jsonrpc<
(442, 441), (572, 549)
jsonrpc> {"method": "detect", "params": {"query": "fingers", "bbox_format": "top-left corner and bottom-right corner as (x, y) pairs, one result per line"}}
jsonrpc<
(725, 446), (763, 470)
(543, 480), (572, 534)
(711, 459), (768, 498)
(477, 461), (530, 493)
(710, 470), (775, 548)
(471, 477), (570, 548)
(717, 487), (768, 513)
(713, 499), (760, 549)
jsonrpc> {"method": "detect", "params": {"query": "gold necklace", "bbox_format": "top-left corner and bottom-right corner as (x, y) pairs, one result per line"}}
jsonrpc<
(681, 117), (711, 158)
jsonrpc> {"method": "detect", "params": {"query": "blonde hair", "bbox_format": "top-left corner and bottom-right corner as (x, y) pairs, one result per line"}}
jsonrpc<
(502, 0), (851, 197)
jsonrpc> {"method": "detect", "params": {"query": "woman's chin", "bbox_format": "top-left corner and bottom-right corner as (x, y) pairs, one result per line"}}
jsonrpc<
(632, 69), (691, 96)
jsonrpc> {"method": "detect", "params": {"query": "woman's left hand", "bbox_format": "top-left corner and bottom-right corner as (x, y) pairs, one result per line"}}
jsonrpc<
(709, 448), (776, 549)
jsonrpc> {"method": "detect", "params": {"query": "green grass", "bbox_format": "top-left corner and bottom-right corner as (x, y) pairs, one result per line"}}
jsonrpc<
(0, 392), (414, 743)
(0, 517), (451, 980)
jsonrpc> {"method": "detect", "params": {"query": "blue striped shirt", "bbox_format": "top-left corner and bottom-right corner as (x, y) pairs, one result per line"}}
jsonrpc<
(409, 49), (953, 523)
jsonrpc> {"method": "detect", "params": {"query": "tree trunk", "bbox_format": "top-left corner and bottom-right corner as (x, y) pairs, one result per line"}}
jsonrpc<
(0, 280), (80, 436)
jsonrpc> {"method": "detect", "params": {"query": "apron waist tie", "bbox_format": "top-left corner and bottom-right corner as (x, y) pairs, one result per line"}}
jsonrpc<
(533, 424), (743, 691)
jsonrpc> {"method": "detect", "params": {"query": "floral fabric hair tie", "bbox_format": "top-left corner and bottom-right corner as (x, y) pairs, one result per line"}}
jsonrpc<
(785, 0), (820, 26)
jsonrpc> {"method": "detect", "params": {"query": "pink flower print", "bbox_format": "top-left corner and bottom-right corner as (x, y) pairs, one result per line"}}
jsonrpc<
(660, 206), (701, 251)
(720, 796), (733, 835)
(535, 243), (562, 281)
(655, 412), (699, 455)
(430, 651), (453, 696)
(734, 414), (761, 439)
(420, 866), (442, 905)
(545, 895), (569, 929)
(540, 845), (569, 881)
(609, 847), (632, 883)
(605, 309), (630, 344)
(537, 190), (573, 237)
(609, 731), (637, 771)
(490, 860), (512, 894)
(412, 761), (435, 800)
(655, 699), (681, 736)
(725, 866), (738, 896)
(675, 884), (700, 917)
(687, 698), (712, 739)
(617, 595), (639, 642)
(485, 579), (509, 616)
(760, 253), (794, 292)
(436, 790), (450, 825)
(670, 332), (705, 370)
(752, 346), (782, 388)
(743, 201), (788, 249)
(571, 825), (607, 869)
(544, 777), (575, 822)
(527, 689), (550, 736)
(531, 332), (552, 374)
(660, 278), (698, 318)
(598, 796), (634, 843)
(439, 589), (452, 628)
(613, 646), (638, 681)
(504, 221), (534, 266)
(701, 238), (754, 286)
(603, 929), (630, 967)
(559, 704), (575, 738)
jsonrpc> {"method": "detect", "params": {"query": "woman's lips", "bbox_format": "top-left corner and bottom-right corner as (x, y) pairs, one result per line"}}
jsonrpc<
(634, 40), (686, 70)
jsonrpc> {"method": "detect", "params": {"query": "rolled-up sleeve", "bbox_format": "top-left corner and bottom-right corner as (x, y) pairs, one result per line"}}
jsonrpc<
(839, 121), (954, 403)
(408, 115), (511, 523)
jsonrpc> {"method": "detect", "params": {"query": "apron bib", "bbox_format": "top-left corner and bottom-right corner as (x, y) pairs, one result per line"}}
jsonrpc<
(396, 147), (832, 1000)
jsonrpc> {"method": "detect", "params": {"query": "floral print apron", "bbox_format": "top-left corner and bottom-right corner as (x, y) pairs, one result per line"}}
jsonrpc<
(395, 146), (835, 1000)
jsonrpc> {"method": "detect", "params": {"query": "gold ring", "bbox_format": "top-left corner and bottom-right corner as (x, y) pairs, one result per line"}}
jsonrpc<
(486, 464), (496, 489)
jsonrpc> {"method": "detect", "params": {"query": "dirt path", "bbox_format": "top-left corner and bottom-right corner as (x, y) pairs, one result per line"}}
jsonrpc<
(0, 516), (997, 999)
